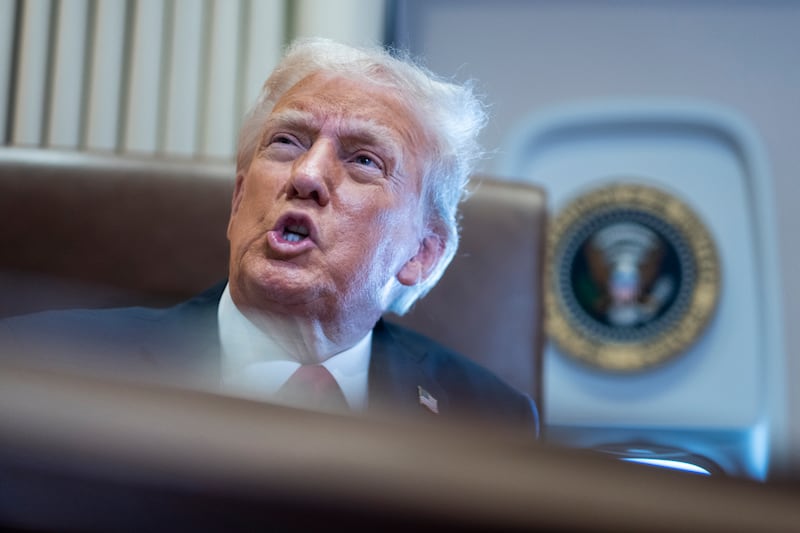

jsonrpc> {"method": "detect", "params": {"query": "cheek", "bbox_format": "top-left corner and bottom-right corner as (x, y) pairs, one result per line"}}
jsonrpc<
(332, 186), (423, 271)
(228, 200), (272, 263)
(235, 169), (285, 228)
(331, 209), (395, 271)
(370, 205), (421, 266)
(240, 162), (286, 204)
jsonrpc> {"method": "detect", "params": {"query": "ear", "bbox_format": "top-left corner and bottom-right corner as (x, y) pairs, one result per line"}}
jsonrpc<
(227, 172), (246, 239)
(397, 234), (445, 287)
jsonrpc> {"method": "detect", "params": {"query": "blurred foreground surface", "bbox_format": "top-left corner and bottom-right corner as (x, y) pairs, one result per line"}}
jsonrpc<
(2, 361), (800, 532)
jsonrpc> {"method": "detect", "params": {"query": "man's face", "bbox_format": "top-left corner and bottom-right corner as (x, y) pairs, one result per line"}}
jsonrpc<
(227, 73), (439, 326)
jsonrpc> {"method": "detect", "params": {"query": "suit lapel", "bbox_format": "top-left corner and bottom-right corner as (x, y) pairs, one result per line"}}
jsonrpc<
(367, 319), (448, 418)
(140, 281), (225, 387)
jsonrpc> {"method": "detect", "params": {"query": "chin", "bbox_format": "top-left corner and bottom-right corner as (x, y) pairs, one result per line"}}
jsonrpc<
(238, 266), (326, 310)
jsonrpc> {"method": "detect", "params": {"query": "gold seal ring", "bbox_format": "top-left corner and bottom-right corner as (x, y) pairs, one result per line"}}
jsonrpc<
(546, 182), (720, 372)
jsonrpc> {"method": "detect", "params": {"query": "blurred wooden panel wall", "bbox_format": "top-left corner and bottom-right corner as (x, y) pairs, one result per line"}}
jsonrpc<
(0, 0), (386, 161)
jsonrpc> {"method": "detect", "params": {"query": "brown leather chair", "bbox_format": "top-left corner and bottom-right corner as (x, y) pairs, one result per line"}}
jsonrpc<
(393, 177), (547, 406)
(0, 147), (546, 406)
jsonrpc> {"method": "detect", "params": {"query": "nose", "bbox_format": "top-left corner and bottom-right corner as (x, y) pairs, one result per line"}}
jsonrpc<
(286, 140), (336, 206)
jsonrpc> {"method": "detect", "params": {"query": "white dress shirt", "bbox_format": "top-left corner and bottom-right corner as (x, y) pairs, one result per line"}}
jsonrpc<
(217, 283), (370, 411)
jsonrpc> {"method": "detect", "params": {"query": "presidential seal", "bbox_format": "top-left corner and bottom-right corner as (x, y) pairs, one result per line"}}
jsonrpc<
(546, 182), (720, 371)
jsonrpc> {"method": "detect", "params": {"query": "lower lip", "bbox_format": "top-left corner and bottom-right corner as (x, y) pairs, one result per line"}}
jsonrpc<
(266, 230), (316, 256)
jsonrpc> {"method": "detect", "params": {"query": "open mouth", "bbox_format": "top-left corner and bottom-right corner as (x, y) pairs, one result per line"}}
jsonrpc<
(282, 223), (310, 243)
(272, 213), (316, 248)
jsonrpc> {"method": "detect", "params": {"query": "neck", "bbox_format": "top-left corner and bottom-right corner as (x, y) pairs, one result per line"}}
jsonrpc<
(238, 305), (377, 365)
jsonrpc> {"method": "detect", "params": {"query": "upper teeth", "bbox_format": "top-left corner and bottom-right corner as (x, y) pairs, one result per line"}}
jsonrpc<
(287, 224), (309, 236)
(284, 224), (309, 242)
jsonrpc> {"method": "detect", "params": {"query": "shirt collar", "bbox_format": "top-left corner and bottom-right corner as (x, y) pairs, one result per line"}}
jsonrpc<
(217, 283), (371, 410)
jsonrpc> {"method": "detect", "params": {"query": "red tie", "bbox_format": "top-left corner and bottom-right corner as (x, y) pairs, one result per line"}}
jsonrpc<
(275, 365), (348, 412)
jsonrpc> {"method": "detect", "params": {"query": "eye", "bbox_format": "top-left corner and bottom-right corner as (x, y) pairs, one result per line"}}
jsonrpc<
(261, 132), (305, 161)
(356, 155), (375, 166)
(271, 133), (299, 146)
(352, 152), (383, 170)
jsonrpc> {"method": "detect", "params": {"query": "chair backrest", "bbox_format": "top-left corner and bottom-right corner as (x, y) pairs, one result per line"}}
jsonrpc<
(0, 148), (233, 312)
(0, 147), (547, 404)
(389, 177), (547, 404)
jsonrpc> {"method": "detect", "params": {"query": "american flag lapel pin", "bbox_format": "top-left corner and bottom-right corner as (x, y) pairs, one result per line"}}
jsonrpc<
(417, 386), (439, 414)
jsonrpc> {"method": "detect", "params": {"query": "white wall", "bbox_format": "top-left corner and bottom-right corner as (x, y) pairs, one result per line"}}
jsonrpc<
(394, 0), (800, 477)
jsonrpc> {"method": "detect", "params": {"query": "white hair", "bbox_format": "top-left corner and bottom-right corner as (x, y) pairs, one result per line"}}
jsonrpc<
(236, 38), (487, 315)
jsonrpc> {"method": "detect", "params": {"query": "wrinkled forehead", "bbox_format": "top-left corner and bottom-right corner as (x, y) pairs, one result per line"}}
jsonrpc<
(270, 72), (430, 149)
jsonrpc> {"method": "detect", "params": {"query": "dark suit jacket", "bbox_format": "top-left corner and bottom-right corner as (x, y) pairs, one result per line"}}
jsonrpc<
(0, 281), (539, 435)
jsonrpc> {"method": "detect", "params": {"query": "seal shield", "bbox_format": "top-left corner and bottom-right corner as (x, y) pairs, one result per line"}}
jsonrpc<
(547, 182), (720, 371)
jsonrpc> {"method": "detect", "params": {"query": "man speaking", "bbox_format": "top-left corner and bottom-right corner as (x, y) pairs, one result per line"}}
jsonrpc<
(1, 38), (538, 434)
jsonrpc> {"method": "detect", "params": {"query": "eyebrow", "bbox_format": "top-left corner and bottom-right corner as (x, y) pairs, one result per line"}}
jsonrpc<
(265, 109), (402, 152)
